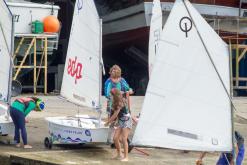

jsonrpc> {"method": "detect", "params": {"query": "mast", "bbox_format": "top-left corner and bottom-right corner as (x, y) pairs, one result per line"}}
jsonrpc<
(0, 0), (14, 119)
(229, 34), (235, 165)
(97, 18), (103, 127)
(7, 6), (15, 119)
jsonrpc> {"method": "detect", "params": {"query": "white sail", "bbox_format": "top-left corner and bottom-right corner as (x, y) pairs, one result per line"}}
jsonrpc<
(132, 0), (232, 152)
(0, 0), (13, 113)
(148, 0), (162, 76)
(61, 0), (101, 108)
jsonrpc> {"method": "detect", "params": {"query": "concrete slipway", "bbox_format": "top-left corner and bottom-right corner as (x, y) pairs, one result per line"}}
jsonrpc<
(0, 96), (246, 165)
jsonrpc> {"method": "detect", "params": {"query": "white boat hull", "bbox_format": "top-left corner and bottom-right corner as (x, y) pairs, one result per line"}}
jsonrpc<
(46, 116), (109, 144)
(0, 115), (14, 135)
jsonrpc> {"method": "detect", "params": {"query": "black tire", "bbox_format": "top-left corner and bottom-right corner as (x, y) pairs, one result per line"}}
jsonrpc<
(44, 137), (52, 149)
(110, 143), (115, 148)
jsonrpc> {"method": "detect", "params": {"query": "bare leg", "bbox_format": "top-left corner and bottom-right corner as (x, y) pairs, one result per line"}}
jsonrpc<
(121, 128), (130, 161)
(112, 127), (122, 159)
(196, 152), (206, 165)
(107, 126), (115, 144)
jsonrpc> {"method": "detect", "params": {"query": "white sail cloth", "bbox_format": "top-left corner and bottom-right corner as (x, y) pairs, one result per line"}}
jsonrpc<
(0, 0), (13, 114)
(148, 0), (162, 76)
(61, 0), (101, 108)
(132, 0), (232, 152)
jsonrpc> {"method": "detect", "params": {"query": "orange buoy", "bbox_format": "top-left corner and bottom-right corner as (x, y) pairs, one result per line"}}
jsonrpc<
(43, 15), (60, 33)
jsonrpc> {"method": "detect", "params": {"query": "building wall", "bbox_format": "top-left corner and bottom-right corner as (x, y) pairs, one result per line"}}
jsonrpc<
(144, 0), (245, 8)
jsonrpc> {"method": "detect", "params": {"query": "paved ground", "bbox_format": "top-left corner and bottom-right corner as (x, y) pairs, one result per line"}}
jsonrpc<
(0, 95), (246, 165)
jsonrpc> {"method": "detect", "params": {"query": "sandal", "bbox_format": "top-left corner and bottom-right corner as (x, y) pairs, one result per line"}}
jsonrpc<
(15, 143), (21, 148)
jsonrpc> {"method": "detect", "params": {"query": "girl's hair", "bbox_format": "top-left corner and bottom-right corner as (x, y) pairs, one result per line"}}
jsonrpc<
(111, 88), (123, 111)
(109, 65), (121, 79)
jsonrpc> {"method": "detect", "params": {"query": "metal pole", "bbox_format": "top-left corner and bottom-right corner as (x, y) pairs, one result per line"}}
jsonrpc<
(229, 39), (233, 97)
(98, 19), (103, 128)
(229, 40), (236, 165)
(44, 37), (48, 94)
(236, 45), (239, 88)
(34, 38), (37, 94)
(7, 13), (15, 120)
(239, 0), (242, 17)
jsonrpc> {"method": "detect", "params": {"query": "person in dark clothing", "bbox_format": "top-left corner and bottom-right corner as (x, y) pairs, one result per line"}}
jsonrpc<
(10, 97), (45, 149)
(216, 131), (245, 165)
(196, 131), (245, 165)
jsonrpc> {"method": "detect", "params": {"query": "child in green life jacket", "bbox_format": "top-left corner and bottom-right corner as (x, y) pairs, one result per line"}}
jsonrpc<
(10, 97), (45, 149)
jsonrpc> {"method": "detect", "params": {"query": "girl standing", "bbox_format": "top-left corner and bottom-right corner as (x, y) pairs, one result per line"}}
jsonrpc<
(105, 88), (132, 161)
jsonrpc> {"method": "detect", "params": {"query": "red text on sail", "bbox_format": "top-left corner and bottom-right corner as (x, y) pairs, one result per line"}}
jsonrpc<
(67, 56), (83, 84)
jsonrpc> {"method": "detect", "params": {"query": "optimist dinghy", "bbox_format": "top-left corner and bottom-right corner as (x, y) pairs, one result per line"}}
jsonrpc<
(132, 0), (233, 152)
(45, 0), (108, 149)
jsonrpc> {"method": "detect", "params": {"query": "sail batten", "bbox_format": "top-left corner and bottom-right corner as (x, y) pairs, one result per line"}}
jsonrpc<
(60, 0), (101, 109)
(149, 0), (162, 76)
(132, 0), (232, 152)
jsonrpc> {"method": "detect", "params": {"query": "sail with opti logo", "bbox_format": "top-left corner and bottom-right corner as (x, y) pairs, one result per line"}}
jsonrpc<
(61, 0), (101, 108)
(149, 0), (162, 76)
(45, 0), (108, 147)
(132, 0), (233, 152)
(0, 0), (14, 135)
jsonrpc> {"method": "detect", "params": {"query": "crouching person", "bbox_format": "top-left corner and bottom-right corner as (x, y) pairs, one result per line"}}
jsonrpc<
(10, 97), (45, 149)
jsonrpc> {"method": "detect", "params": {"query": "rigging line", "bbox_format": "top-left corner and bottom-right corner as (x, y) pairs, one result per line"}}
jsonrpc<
(183, 0), (237, 112)
(3, 0), (13, 17)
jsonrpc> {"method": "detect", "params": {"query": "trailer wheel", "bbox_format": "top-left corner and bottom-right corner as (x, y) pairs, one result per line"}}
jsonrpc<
(44, 137), (52, 149)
